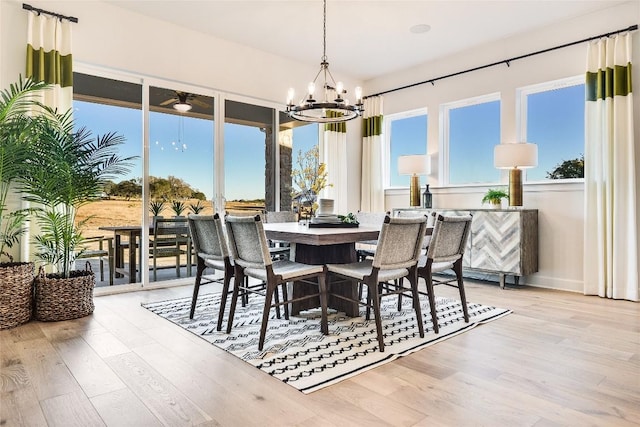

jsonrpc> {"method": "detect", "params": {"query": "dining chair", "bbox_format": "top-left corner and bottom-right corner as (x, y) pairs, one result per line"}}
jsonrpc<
(265, 210), (298, 261)
(326, 215), (427, 352)
(224, 214), (329, 351)
(187, 214), (235, 327)
(354, 211), (388, 261)
(150, 217), (191, 281)
(76, 236), (114, 285)
(417, 214), (473, 334)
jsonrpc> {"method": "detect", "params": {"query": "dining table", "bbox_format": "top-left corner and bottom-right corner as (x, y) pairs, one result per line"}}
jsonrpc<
(263, 222), (381, 317)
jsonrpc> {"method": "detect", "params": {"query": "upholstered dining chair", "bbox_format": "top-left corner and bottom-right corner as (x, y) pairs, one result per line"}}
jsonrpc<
(354, 211), (388, 261)
(326, 215), (428, 352)
(224, 214), (329, 351)
(265, 210), (298, 261)
(417, 214), (473, 334)
(187, 214), (234, 328)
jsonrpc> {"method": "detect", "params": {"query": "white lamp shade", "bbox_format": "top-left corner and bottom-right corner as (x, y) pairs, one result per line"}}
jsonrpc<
(398, 154), (430, 175)
(494, 143), (538, 169)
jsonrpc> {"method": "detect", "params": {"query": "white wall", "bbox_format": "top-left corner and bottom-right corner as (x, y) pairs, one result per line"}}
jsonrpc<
(365, 1), (639, 292)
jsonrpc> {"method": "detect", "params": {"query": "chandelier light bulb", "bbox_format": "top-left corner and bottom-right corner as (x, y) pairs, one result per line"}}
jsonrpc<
(336, 81), (344, 94)
(287, 88), (295, 104)
(308, 82), (316, 96)
(355, 86), (363, 102)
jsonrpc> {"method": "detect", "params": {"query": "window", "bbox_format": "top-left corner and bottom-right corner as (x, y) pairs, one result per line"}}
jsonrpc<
(384, 109), (428, 188)
(517, 76), (585, 181)
(441, 93), (501, 185)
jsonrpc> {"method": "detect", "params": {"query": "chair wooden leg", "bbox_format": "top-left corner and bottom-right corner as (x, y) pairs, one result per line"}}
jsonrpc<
(189, 258), (206, 319)
(274, 285), (281, 319)
(99, 258), (105, 281)
(368, 280), (385, 352)
(454, 259), (469, 323)
(217, 267), (233, 331)
(409, 271), (424, 338)
(281, 283), (289, 320)
(422, 264), (439, 334)
(396, 278), (403, 311)
(226, 268), (244, 334)
(258, 282), (276, 351)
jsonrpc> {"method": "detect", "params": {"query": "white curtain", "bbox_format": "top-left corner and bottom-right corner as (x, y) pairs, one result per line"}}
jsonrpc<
(584, 32), (638, 301)
(26, 11), (73, 111)
(320, 120), (347, 214)
(22, 11), (74, 262)
(360, 96), (385, 212)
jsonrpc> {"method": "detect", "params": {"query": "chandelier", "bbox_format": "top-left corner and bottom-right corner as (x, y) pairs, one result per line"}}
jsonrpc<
(286, 0), (364, 123)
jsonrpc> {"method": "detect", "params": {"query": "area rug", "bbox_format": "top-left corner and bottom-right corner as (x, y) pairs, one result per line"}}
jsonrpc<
(142, 292), (511, 393)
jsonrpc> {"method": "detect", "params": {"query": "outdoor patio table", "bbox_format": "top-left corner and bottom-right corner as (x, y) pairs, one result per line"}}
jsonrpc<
(98, 225), (150, 283)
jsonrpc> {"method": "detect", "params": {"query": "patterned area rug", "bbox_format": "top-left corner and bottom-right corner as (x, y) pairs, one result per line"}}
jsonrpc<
(142, 292), (511, 393)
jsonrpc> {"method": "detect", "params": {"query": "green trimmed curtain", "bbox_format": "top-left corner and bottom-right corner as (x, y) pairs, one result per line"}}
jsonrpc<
(22, 11), (74, 263)
(584, 32), (637, 301)
(360, 96), (385, 212)
(320, 111), (347, 213)
(26, 11), (73, 111)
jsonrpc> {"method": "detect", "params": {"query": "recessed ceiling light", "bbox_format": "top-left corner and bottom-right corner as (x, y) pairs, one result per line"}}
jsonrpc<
(410, 24), (431, 34)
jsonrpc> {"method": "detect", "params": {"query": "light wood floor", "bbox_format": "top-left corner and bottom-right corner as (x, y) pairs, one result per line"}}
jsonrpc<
(1, 278), (638, 427)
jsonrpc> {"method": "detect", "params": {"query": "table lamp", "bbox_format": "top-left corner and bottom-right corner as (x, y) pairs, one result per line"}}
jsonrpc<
(398, 154), (430, 207)
(494, 142), (538, 206)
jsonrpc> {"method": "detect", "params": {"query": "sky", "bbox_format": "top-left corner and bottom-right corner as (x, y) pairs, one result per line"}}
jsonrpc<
(75, 82), (584, 201)
(74, 101), (318, 201)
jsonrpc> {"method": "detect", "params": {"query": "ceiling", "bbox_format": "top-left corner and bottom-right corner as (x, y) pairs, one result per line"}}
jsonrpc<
(106, 0), (626, 81)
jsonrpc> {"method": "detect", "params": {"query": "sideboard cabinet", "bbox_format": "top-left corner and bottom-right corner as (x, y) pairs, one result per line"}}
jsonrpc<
(392, 208), (538, 288)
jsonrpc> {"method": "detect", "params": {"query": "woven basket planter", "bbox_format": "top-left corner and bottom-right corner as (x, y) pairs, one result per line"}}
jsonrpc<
(0, 262), (35, 329)
(34, 266), (95, 322)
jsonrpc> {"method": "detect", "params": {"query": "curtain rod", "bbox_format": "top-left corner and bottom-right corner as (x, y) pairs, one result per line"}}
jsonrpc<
(365, 24), (638, 99)
(22, 3), (78, 23)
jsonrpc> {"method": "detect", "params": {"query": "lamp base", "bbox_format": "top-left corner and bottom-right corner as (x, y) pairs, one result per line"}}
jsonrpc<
(509, 168), (523, 207)
(409, 175), (420, 207)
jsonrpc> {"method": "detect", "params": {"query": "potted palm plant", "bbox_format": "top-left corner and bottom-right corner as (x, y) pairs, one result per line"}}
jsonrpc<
(20, 108), (134, 321)
(0, 77), (50, 329)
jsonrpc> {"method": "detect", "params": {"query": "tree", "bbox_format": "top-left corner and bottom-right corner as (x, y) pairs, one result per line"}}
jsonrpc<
(291, 146), (331, 213)
(546, 155), (584, 179)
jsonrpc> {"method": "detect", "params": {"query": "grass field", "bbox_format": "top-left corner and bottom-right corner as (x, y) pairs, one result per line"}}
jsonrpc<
(76, 198), (265, 238)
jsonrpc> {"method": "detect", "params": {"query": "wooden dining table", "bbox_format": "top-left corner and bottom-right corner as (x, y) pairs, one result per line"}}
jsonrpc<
(263, 222), (380, 317)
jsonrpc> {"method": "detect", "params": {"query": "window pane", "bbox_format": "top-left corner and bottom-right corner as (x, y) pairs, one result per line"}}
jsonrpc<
(448, 100), (500, 185)
(73, 73), (143, 287)
(224, 100), (273, 213)
(526, 84), (584, 181)
(389, 114), (427, 187)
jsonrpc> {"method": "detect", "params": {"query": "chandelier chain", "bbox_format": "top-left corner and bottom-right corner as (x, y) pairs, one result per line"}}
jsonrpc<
(322, 0), (327, 62)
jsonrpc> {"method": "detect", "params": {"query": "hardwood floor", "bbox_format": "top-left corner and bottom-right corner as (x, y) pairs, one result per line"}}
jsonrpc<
(1, 278), (638, 426)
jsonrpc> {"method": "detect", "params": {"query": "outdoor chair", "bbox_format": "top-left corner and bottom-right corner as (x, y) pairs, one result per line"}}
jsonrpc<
(417, 214), (473, 334)
(77, 236), (114, 285)
(150, 217), (191, 281)
(224, 214), (329, 351)
(326, 215), (428, 352)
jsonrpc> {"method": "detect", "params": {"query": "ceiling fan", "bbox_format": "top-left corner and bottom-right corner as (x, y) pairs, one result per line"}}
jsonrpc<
(159, 91), (210, 112)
